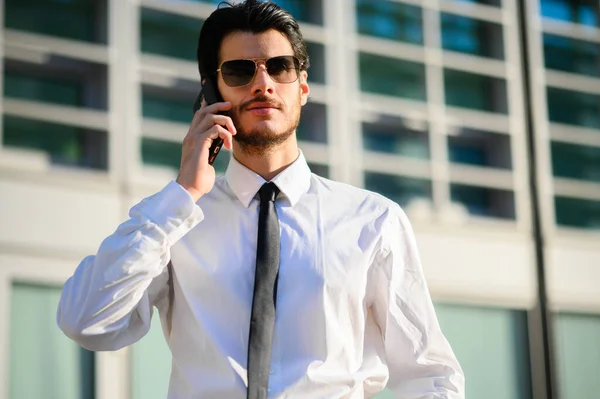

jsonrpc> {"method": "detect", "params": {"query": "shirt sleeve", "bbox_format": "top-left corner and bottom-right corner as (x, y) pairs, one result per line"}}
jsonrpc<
(370, 204), (465, 398)
(56, 180), (204, 351)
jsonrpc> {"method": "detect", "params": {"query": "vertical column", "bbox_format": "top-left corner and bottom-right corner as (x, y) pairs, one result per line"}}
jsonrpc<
(0, 269), (9, 399)
(0, 0), (5, 149)
(424, 0), (450, 213)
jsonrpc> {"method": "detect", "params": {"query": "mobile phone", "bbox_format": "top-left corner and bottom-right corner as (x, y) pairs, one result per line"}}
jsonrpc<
(193, 78), (226, 165)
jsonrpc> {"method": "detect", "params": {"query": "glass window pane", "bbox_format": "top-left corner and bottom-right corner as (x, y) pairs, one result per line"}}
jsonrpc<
(551, 141), (600, 182)
(555, 313), (600, 398)
(362, 115), (429, 159)
(131, 313), (170, 399)
(297, 102), (327, 143)
(547, 87), (600, 129)
(189, 0), (323, 24)
(364, 172), (432, 206)
(4, 71), (83, 107)
(308, 163), (329, 178)
(5, 0), (106, 43)
(142, 93), (192, 124)
(141, 8), (203, 61)
(3, 115), (108, 169)
(356, 0), (423, 44)
(360, 53), (426, 101)
(451, 184), (516, 219)
(441, 13), (504, 59)
(448, 128), (512, 169)
(444, 69), (508, 113)
(555, 196), (600, 229)
(541, 0), (600, 28)
(454, 0), (501, 6)
(306, 42), (326, 84)
(10, 283), (95, 399)
(544, 34), (600, 77)
(435, 303), (532, 399)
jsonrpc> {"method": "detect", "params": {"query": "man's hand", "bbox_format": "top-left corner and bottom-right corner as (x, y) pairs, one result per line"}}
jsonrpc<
(176, 101), (237, 202)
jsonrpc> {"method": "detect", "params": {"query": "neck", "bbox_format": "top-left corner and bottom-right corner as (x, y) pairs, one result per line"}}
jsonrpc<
(232, 134), (300, 181)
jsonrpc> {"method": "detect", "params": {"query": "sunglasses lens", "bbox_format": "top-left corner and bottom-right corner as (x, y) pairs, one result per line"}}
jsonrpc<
(221, 59), (256, 87)
(267, 56), (300, 83)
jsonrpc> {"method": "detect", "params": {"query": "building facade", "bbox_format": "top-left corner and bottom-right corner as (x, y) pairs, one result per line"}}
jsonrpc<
(0, 0), (599, 398)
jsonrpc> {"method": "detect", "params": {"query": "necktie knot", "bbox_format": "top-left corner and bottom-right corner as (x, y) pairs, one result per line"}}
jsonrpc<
(259, 182), (280, 203)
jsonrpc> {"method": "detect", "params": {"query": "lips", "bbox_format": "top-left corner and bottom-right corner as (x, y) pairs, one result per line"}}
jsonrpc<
(246, 102), (279, 111)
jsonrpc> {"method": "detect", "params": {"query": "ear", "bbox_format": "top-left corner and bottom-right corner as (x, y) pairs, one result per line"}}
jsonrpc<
(299, 70), (310, 106)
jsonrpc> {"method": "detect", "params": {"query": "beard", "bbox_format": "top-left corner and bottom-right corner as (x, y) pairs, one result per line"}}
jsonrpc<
(229, 94), (301, 156)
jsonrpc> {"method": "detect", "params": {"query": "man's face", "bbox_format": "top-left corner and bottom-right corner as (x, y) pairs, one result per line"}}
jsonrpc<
(217, 29), (310, 153)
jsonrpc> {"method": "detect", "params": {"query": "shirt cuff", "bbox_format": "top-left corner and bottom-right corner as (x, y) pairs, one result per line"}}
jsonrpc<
(133, 180), (205, 244)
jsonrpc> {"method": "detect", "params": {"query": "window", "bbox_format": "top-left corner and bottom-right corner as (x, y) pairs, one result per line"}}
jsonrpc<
(306, 42), (326, 84)
(364, 172), (432, 206)
(444, 69), (508, 113)
(448, 128), (512, 169)
(551, 142), (600, 182)
(308, 163), (329, 178)
(360, 53), (427, 101)
(454, 0), (501, 6)
(547, 87), (600, 129)
(140, 8), (203, 61)
(451, 184), (516, 219)
(544, 34), (600, 77)
(435, 303), (532, 399)
(441, 13), (504, 59)
(297, 102), (327, 143)
(142, 91), (194, 124)
(555, 312), (600, 398)
(555, 196), (600, 229)
(141, 138), (230, 175)
(4, 71), (83, 107)
(540, 0), (600, 27)
(362, 115), (429, 159)
(10, 283), (95, 399)
(355, 0), (423, 44)
(5, 0), (107, 43)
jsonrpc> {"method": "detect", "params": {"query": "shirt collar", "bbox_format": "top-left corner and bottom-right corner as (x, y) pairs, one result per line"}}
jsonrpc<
(225, 150), (311, 208)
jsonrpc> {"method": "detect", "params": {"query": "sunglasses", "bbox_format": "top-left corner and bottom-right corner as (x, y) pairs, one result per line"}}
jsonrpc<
(216, 55), (303, 87)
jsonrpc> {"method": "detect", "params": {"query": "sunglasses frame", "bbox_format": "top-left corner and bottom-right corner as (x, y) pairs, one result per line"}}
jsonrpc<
(216, 55), (305, 88)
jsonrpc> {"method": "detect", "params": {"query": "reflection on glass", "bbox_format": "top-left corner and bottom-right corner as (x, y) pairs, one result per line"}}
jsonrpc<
(3, 115), (107, 169)
(142, 94), (192, 124)
(306, 42), (326, 84)
(141, 8), (203, 61)
(297, 102), (327, 143)
(540, 0), (599, 27)
(5, 0), (104, 43)
(555, 196), (600, 229)
(441, 13), (503, 59)
(544, 34), (600, 77)
(4, 71), (83, 107)
(451, 184), (515, 219)
(444, 69), (507, 113)
(364, 172), (432, 206)
(188, 0), (322, 24)
(362, 116), (429, 159)
(552, 142), (600, 182)
(448, 128), (512, 169)
(356, 0), (423, 44)
(360, 53), (426, 100)
(547, 87), (600, 129)
(308, 163), (329, 178)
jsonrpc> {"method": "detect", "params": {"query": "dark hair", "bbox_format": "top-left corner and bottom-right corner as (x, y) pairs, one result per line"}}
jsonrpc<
(197, 0), (310, 81)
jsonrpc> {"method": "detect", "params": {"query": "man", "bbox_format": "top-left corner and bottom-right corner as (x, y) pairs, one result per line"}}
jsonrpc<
(57, 1), (464, 398)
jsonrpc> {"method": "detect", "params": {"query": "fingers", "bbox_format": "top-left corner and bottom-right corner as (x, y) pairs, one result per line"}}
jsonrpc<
(204, 124), (235, 150)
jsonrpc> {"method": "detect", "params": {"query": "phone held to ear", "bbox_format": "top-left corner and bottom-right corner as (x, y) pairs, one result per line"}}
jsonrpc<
(193, 78), (226, 166)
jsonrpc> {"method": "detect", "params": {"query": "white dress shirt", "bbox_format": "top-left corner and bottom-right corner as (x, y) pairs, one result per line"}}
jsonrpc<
(57, 151), (464, 398)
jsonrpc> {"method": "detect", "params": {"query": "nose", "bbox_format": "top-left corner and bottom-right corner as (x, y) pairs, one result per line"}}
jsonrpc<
(250, 64), (275, 96)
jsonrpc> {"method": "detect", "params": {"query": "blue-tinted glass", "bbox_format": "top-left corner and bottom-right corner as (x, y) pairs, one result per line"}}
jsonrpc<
(360, 53), (426, 101)
(544, 34), (600, 77)
(356, 0), (423, 44)
(454, 0), (501, 6)
(308, 163), (329, 178)
(3, 115), (107, 169)
(540, 0), (599, 27)
(555, 196), (600, 229)
(448, 129), (512, 169)
(141, 8), (202, 61)
(5, 0), (104, 43)
(364, 172), (432, 206)
(362, 121), (429, 159)
(547, 87), (600, 128)
(143, 95), (192, 124)
(445, 69), (508, 113)
(441, 13), (504, 59)
(552, 142), (600, 182)
(297, 102), (327, 143)
(189, 0), (322, 24)
(4, 71), (82, 107)
(451, 184), (515, 219)
(306, 42), (326, 84)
